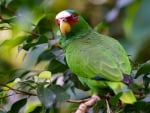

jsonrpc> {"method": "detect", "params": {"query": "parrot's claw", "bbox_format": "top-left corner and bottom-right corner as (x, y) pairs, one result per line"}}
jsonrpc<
(123, 74), (133, 84)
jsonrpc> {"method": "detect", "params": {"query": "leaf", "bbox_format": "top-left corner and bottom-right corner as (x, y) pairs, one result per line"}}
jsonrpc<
(34, 17), (52, 34)
(24, 101), (42, 113)
(22, 36), (48, 51)
(93, 100), (105, 112)
(109, 92), (122, 105)
(37, 85), (56, 109)
(143, 75), (150, 91)
(1, 36), (27, 48)
(39, 71), (51, 79)
(94, 20), (109, 34)
(8, 98), (27, 113)
(124, 101), (150, 113)
(135, 61), (150, 78)
(49, 85), (70, 102)
(37, 48), (55, 63)
(47, 59), (68, 73)
(23, 43), (48, 69)
(28, 106), (42, 113)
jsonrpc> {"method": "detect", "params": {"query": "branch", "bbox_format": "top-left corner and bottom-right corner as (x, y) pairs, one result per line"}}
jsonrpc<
(0, 83), (37, 96)
(68, 94), (100, 113)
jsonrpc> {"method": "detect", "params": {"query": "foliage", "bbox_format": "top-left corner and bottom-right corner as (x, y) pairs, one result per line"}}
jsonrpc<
(0, 0), (150, 113)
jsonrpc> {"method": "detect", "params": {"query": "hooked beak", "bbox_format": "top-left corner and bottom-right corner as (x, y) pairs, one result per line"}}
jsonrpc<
(59, 21), (71, 34)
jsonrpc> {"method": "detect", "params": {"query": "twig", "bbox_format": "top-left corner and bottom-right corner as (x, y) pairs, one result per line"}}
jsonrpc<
(67, 98), (90, 104)
(0, 83), (37, 96)
(0, 93), (18, 99)
(25, 31), (41, 37)
(106, 99), (112, 113)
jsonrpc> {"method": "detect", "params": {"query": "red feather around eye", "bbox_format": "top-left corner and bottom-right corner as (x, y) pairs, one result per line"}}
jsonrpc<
(55, 14), (78, 26)
(67, 14), (78, 25)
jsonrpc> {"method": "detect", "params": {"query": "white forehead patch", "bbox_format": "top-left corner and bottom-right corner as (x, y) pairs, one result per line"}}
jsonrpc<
(56, 10), (71, 19)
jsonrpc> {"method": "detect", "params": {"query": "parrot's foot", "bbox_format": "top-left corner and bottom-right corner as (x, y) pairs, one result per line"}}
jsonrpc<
(123, 74), (133, 84)
(67, 94), (100, 113)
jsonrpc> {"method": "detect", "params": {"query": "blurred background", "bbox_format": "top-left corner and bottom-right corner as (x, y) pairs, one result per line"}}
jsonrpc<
(0, 0), (150, 66)
(0, 0), (150, 113)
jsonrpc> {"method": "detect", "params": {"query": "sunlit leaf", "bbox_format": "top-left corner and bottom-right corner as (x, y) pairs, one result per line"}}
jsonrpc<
(27, 106), (42, 113)
(1, 36), (27, 48)
(24, 101), (42, 113)
(39, 71), (51, 79)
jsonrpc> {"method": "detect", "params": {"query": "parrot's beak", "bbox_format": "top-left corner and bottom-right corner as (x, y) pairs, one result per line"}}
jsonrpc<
(59, 21), (71, 34)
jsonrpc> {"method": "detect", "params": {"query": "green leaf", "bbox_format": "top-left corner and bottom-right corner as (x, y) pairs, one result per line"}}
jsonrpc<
(49, 85), (70, 102)
(124, 101), (150, 113)
(1, 36), (27, 48)
(93, 100), (105, 112)
(39, 71), (51, 79)
(37, 48), (55, 63)
(23, 44), (48, 69)
(94, 20), (108, 33)
(109, 92), (122, 105)
(8, 98), (27, 113)
(47, 59), (68, 73)
(37, 85), (56, 109)
(24, 101), (42, 113)
(135, 61), (150, 78)
(34, 17), (52, 34)
(22, 36), (48, 51)
(28, 106), (42, 113)
(143, 75), (150, 91)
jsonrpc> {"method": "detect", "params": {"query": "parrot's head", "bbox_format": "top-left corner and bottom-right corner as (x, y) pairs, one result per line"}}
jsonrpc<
(55, 10), (91, 40)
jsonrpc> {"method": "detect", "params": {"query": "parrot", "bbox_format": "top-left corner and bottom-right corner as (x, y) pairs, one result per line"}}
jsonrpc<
(55, 9), (136, 104)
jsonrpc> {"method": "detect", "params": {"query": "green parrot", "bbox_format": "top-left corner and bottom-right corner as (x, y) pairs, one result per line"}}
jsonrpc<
(55, 9), (136, 104)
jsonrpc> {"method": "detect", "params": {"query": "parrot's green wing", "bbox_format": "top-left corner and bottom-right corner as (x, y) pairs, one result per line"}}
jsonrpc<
(66, 31), (131, 81)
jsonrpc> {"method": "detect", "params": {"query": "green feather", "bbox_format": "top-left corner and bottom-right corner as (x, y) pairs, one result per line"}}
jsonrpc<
(65, 32), (131, 81)
(58, 11), (136, 104)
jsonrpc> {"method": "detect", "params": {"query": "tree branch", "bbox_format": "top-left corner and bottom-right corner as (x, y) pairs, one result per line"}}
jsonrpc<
(0, 83), (37, 96)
